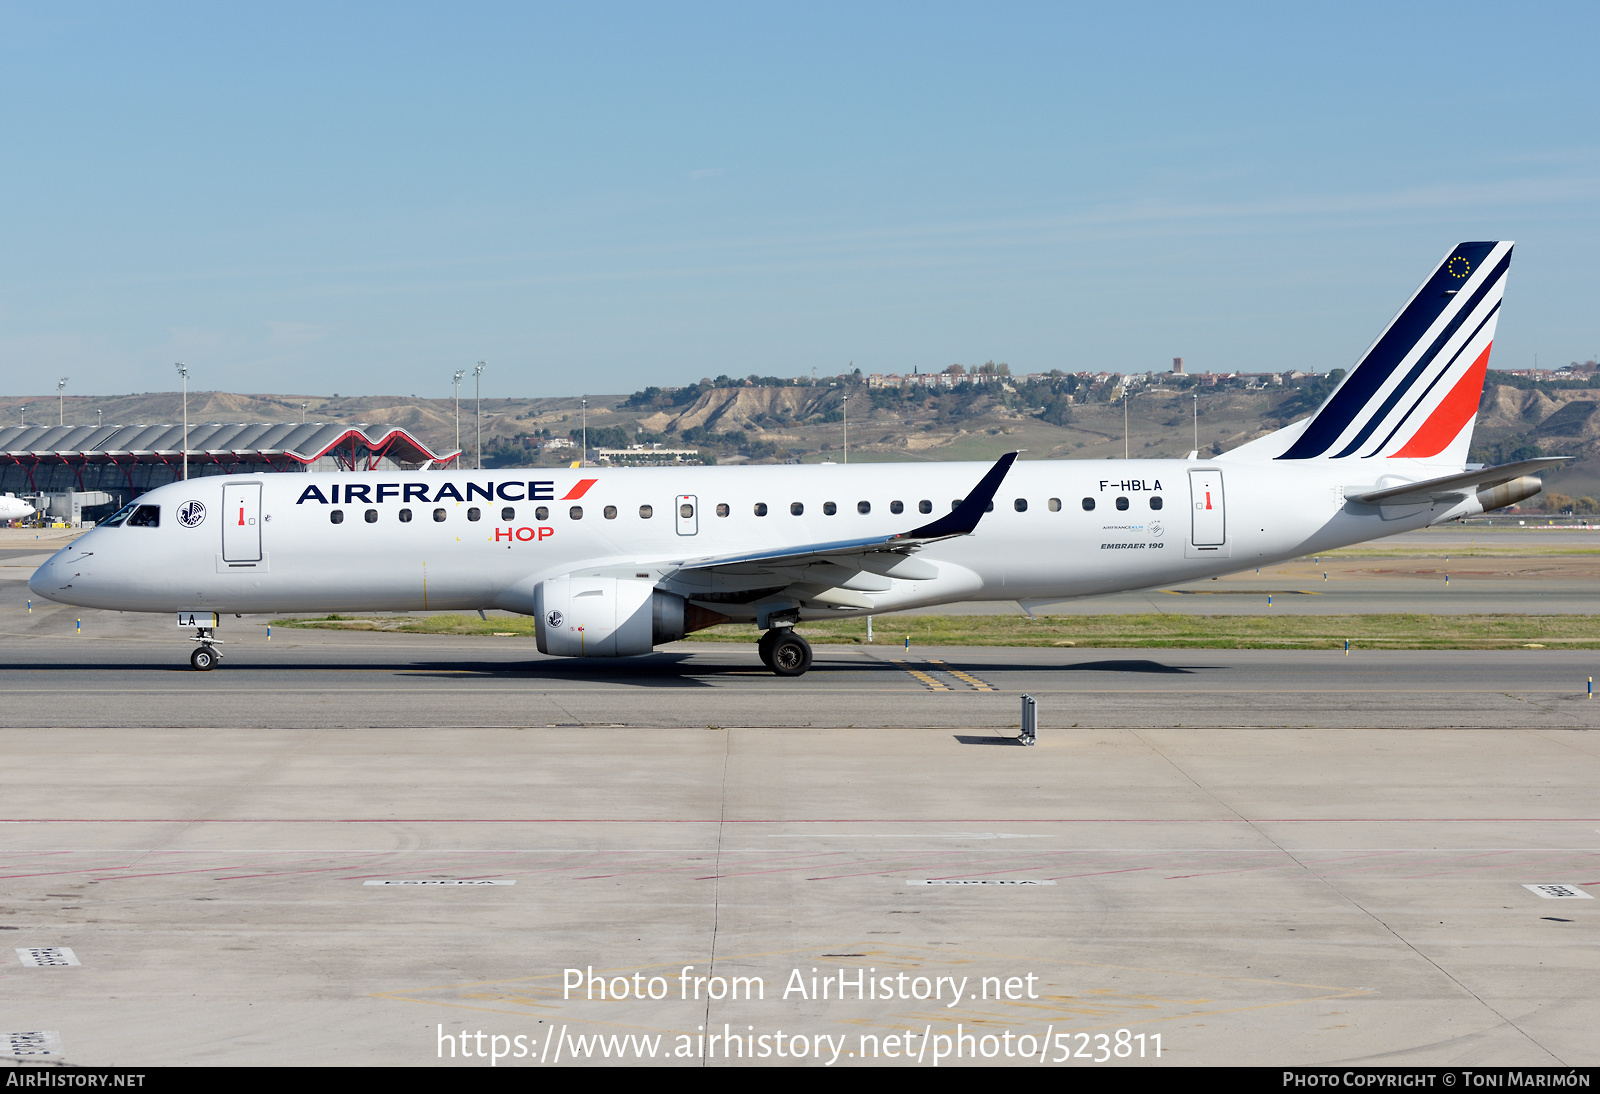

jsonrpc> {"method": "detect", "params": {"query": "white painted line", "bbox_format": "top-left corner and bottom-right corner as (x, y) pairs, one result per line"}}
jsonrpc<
(908, 879), (1056, 886)
(1524, 883), (1594, 899)
(362, 879), (514, 886)
(778, 833), (1048, 840)
(2, 1031), (62, 1058)
(16, 947), (79, 966)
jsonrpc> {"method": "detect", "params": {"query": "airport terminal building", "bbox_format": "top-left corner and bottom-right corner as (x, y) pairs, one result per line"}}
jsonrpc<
(0, 422), (458, 524)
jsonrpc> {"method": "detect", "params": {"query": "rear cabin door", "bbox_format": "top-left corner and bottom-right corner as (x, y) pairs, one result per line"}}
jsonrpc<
(222, 483), (263, 561)
(1188, 470), (1226, 546)
(675, 494), (698, 536)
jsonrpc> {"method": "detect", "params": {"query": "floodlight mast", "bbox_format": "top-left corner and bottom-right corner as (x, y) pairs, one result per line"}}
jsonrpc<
(452, 369), (465, 465)
(474, 362), (485, 470)
(58, 378), (68, 426)
(174, 363), (188, 481)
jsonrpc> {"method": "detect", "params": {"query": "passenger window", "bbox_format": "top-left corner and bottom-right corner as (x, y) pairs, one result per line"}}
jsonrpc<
(399, 508), (413, 523)
(1115, 497), (1129, 511)
(715, 503), (729, 517)
(1082, 498), (1095, 511)
(1014, 498), (1027, 512)
(790, 502), (804, 516)
(330, 509), (345, 524)
(890, 500), (903, 515)
(679, 503), (694, 519)
(857, 501), (870, 514)
(570, 506), (583, 520)
(919, 500), (932, 514)
(501, 507), (515, 521)
(1048, 498), (1061, 512)
(432, 508), (446, 522)
(127, 505), (160, 527)
(1150, 496), (1163, 510)
(535, 506), (549, 521)
(604, 505), (617, 519)
(467, 508), (481, 521)
(639, 504), (653, 519)
(823, 501), (837, 516)
(365, 509), (378, 523)
(754, 503), (768, 517)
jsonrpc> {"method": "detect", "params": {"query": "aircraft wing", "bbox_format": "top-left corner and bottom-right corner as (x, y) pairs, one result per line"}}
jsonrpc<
(1350, 457), (1569, 506)
(676, 452), (1018, 574)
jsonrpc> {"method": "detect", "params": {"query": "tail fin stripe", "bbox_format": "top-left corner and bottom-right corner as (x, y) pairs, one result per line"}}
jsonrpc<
(1277, 241), (1498, 459)
(1329, 252), (1509, 458)
(1390, 341), (1494, 459)
(1362, 298), (1500, 457)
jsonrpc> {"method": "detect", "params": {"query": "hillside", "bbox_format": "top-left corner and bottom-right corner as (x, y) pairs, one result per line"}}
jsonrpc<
(5, 376), (1599, 506)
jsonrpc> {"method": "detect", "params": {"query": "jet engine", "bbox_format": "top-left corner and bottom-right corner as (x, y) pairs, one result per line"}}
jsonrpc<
(530, 576), (724, 657)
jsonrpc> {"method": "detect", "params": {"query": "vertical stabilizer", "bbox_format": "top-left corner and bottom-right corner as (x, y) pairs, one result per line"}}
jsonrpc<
(1267, 241), (1512, 467)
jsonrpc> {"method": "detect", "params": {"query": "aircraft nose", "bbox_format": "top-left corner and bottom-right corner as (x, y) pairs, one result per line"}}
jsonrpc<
(28, 557), (60, 601)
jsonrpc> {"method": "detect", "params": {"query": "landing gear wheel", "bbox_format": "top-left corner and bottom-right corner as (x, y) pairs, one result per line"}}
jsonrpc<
(190, 646), (217, 671)
(757, 628), (781, 669)
(768, 631), (812, 677)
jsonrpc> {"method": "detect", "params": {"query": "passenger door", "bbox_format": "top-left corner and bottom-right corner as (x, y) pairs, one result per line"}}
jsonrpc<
(222, 483), (263, 562)
(1188, 470), (1225, 546)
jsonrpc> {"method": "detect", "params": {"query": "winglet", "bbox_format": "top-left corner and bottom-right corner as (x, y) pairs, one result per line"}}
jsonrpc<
(898, 452), (1018, 541)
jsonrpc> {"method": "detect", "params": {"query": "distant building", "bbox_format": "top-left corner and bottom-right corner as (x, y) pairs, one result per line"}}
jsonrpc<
(1172, 357), (1184, 374)
(0, 422), (457, 519)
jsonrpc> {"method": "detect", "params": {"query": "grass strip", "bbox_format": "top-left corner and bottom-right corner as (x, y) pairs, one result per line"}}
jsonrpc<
(270, 612), (1600, 649)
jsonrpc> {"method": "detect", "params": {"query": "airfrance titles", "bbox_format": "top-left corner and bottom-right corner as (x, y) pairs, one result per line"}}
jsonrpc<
(295, 481), (563, 505)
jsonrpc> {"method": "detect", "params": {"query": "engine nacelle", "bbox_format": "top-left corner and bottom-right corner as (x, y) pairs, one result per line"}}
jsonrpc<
(533, 576), (686, 657)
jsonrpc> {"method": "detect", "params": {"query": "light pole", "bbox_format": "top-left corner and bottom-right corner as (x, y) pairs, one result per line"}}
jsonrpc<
(474, 362), (485, 470)
(19, 406), (26, 428)
(97, 409), (102, 429)
(58, 378), (68, 426)
(300, 402), (307, 424)
(452, 369), (465, 465)
(842, 387), (850, 464)
(175, 362), (189, 481)
(581, 397), (588, 468)
(1192, 392), (1199, 455)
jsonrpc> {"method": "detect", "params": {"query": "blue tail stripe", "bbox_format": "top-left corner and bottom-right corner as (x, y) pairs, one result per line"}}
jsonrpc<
(1328, 250), (1510, 458)
(1277, 242), (1498, 460)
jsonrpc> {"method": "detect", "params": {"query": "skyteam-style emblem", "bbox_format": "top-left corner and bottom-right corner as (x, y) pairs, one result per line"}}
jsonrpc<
(546, 610), (564, 629)
(177, 500), (207, 528)
(1276, 241), (1512, 463)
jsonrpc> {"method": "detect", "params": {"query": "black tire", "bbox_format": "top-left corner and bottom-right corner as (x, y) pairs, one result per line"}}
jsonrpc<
(757, 628), (780, 669)
(769, 631), (812, 677)
(190, 646), (216, 671)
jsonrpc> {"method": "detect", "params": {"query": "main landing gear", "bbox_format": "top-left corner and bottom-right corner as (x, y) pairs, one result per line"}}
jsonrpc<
(188, 627), (223, 671)
(757, 627), (812, 677)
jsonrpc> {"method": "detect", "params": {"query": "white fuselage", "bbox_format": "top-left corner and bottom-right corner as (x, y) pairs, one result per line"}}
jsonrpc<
(28, 457), (1461, 620)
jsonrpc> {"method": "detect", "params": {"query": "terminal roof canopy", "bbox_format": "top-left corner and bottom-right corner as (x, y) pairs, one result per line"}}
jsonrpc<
(0, 422), (459, 470)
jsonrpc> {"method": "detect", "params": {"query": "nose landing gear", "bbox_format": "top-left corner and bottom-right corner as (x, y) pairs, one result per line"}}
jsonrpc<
(757, 627), (812, 677)
(188, 627), (223, 671)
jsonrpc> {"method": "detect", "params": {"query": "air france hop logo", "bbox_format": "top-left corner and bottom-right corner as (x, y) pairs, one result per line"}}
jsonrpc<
(546, 611), (564, 629)
(177, 500), (207, 528)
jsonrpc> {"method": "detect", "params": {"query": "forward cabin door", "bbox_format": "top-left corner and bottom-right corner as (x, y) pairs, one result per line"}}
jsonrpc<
(675, 494), (698, 536)
(1188, 470), (1226, 546)
(222, 483), (263, 562)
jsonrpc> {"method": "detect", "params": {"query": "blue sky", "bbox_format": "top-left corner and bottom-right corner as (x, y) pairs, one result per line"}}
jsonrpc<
(2, 2), (1596, 398)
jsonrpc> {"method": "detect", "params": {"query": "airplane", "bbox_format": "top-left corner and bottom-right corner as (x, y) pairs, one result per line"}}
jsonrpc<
(1, 493), (39, 523)
(30, 241), (1560, 675)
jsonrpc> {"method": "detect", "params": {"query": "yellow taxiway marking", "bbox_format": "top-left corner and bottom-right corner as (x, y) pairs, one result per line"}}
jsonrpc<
(927, 659), (997, 691)
(890, 659), (950, 691)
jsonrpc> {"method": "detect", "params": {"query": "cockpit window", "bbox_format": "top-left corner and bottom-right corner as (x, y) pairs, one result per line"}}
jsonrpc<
(126, 505), (160, 528)
(101, 501), (139, 527)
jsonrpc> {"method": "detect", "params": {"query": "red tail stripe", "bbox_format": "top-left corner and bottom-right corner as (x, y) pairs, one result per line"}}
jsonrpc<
(1390, 342), (1492, 459)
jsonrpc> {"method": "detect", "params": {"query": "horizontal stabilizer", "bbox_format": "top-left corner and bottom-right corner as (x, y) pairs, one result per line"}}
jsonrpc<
(1351, 457), (1569, 506)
